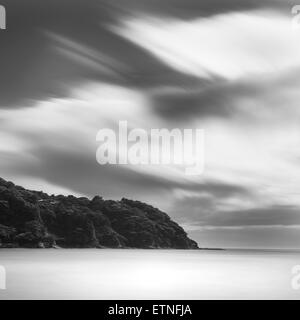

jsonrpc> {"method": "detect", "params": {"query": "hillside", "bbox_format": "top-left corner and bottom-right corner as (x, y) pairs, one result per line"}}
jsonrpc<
(0, 177), (198, 249)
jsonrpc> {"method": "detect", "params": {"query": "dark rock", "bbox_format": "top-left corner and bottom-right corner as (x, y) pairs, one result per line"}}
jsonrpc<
(0, 177), (198, 249)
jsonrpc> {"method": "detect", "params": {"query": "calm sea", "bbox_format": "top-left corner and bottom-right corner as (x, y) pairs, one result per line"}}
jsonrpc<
(0, 249), (299, 299)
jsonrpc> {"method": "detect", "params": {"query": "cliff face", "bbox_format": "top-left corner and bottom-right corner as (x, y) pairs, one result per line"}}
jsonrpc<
(0, 177), (198, 249)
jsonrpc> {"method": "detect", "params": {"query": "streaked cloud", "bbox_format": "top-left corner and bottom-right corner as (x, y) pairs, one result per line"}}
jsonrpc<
(115, 11), (300, 80)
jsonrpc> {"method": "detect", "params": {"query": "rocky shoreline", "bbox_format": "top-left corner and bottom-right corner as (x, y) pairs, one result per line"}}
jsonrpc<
(0, 177), (198, 249)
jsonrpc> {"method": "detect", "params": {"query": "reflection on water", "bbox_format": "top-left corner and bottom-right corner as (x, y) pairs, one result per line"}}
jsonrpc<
(0, 249), (299, 299)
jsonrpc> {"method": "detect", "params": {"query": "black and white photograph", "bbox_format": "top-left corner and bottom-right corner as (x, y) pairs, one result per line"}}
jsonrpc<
(0, 0), (300, 306)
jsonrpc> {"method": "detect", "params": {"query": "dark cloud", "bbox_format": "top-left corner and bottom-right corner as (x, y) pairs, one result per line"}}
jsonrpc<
(151, 81), (238, 120)
(201, 205), (300, 227)
(186, 181), (250, 199)
(151, 66), (300, 121)
(0, 0), (103, 106)
(188, 225), (300, 249)
(0, 138), (250, 207)
(0, 0), (205, 108)
(0, 0), (289, 108)
(152, 75), (276, 121)
(106, 0), (289, 20)
(170, 191), (300, 234)
(0, 148), (170, 199)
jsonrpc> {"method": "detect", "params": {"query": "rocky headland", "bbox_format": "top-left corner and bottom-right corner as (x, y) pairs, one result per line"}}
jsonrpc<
(0, 177), (198, 249)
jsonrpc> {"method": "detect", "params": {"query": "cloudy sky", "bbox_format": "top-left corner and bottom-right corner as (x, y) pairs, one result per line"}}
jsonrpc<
(1, 0), (300, 248)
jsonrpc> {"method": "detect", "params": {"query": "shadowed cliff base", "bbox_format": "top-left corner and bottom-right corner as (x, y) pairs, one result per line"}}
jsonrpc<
(0, 177), (198, 249)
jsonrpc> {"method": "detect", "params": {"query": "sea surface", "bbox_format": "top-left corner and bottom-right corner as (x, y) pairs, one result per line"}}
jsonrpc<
(0, 249), (299, 300)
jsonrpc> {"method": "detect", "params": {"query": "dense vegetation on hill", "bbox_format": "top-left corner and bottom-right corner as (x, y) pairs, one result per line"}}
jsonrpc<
(0, 177), (198, 249)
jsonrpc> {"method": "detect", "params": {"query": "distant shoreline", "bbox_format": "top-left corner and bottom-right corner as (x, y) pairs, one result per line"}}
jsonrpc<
(1, 247), (299, 253)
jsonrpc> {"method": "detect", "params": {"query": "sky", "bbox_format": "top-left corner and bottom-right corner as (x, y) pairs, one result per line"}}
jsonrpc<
(0, 0), (300, 249)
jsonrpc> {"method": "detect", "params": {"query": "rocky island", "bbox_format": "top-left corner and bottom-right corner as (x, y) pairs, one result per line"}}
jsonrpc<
(0, 177), (198, 249)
